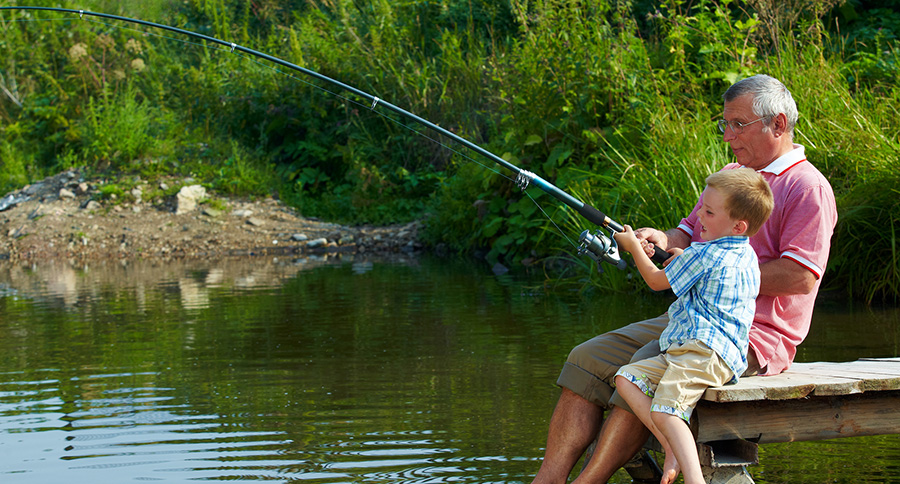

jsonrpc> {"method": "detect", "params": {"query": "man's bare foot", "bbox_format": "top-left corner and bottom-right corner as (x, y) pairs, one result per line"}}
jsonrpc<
(660, 452), (681, 484)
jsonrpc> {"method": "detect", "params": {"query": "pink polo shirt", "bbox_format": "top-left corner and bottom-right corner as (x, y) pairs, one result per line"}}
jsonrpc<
(676, 145), (837, 375)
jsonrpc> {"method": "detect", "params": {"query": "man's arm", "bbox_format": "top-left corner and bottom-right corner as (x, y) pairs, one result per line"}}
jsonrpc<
(759, 258), (818, 297)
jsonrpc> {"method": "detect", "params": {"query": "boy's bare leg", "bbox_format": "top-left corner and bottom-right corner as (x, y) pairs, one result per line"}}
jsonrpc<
(613, 376), (683, 484)
(652, 413), (704, 484)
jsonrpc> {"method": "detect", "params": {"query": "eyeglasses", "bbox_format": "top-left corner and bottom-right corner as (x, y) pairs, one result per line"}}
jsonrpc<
(717, 117), (766, 135)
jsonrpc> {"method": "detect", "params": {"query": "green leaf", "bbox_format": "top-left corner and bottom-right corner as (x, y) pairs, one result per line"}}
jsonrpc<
(543, 144), (574, 173)
(510, 196), (538, 217)
(482, 216), (504, 237)
(524, 135), (543, 146)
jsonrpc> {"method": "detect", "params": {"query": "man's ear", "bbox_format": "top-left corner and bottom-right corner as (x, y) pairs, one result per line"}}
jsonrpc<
(732, 220), (749, 236)
(772, 113), (788, 137)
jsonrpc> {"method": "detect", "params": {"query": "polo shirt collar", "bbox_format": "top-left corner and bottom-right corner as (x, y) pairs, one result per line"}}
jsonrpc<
(692, 235), (750, 249)
(758, 144), (806, 176)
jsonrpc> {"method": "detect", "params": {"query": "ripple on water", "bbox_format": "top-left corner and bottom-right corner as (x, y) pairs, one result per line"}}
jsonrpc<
(0, 373), (526, 483)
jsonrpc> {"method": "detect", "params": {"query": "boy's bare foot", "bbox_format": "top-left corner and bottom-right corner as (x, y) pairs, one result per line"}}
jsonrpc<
(660, 452), (681, 484)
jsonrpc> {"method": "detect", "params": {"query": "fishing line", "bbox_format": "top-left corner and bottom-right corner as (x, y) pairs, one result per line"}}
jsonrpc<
(6, 12), (515, 179)
(81, 18), (233, 51)
(4, 8), (579, 250)
(236, 53), (515, 181)
(208, 31), (571, 246)
(3, 6), (662, 267)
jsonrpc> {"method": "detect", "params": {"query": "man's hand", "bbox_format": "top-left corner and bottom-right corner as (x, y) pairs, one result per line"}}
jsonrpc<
(613, 225), (643, 256)
(633, 227), (668, 258)
(618, 226), (684, 267)
(635, 227), (692, 258)
(614, 225), (672, 291)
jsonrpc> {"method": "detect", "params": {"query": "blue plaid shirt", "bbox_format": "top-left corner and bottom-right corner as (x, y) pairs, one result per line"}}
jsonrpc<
(661, 236), (759, 381)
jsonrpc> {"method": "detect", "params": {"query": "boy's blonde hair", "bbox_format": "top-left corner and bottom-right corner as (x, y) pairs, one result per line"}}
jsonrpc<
(705, 168), (774, 236)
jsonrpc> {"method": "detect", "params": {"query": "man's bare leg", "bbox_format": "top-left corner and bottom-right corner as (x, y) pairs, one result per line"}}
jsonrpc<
(531, 388), (604, 484)
(572, 406), (651, 484)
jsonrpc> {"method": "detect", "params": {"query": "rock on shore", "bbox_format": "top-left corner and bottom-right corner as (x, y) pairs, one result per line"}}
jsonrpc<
(0, 170), (425, 261)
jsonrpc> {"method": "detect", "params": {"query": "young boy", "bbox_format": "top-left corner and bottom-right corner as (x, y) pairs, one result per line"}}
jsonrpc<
(612, 168), (774, 484)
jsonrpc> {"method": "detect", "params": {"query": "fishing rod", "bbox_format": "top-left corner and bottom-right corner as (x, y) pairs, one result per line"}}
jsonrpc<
(0, 6), (670, 271)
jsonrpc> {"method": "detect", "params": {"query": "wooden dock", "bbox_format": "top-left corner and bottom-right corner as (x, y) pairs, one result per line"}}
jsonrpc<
(691, 357), (900, 483)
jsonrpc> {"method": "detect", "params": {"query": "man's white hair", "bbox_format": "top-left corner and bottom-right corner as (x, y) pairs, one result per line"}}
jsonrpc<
(724, 74), (798, 138)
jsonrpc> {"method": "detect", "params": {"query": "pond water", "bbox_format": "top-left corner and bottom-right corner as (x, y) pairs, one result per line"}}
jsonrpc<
(0, 254), (897, 483)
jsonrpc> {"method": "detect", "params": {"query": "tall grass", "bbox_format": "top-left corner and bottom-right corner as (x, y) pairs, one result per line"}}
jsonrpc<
(832, 170), (900, 302)
(0, 139), (34, 194)
(79, 87), (160, 168)
(774, 39), (900, 303)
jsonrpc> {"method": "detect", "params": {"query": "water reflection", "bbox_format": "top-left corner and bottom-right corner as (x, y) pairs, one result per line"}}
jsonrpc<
(0, 255), (897, 483)
(0, 253), (383, 312)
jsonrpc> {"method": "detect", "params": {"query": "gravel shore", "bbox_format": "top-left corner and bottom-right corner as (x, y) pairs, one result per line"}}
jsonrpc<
(0, 170), (424, 262)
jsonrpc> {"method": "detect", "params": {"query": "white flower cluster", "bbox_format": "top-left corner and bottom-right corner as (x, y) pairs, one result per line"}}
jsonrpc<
(68, 43), (89, 61)
(125, 38), (143, 54)
(66, 37), (147, 73)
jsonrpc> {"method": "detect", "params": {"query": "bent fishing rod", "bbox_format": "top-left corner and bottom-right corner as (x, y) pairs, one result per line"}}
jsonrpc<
(1, 6), (670, 271)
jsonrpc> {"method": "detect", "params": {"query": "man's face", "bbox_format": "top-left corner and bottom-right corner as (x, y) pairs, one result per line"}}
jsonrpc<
(721, 94), (780, 170)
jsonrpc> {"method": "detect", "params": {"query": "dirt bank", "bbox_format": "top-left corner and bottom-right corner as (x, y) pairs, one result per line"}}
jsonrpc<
(0, 170), (424, 262)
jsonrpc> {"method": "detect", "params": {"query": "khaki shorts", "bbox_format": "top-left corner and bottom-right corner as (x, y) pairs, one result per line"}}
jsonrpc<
(557, 314), (760, 413)
(557, 314), (668, 409)
(615, 340), (734, 421)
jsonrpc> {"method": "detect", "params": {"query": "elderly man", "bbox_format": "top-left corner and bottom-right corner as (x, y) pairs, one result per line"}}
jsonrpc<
(532, 74), (837, 484)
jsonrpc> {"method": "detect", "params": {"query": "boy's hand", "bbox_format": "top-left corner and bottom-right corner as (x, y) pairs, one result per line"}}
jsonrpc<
(633, 227), (668, 258)
(662, 247), (684, 267)
(615, 225), (673, 291)
(613, 225), (643, 255)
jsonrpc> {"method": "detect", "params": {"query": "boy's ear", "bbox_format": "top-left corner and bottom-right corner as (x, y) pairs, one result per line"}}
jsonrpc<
(732, 220), (749, 236)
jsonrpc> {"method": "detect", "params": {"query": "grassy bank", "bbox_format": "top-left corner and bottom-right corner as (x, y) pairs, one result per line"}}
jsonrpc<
(0, 0), (897, 302)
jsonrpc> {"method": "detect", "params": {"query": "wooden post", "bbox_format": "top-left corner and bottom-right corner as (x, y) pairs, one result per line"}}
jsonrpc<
(702, 465), (755, 484)
(698, 440), (758, 484)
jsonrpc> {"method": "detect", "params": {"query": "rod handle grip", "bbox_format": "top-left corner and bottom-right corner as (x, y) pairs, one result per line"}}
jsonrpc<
(651, 245), (670, 264)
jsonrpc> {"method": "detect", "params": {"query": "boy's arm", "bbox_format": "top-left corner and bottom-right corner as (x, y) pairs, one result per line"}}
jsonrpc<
(631, 246), (672, 292)
(615, 226), (672, 292)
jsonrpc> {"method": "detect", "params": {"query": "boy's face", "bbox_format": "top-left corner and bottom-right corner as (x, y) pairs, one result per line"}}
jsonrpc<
(698, 186), (745, 241)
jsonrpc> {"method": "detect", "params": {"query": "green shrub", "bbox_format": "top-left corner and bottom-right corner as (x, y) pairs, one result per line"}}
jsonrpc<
(0, 140), (35, 194)
(79, 87), (159, 169)
(829, 170), (900, 303)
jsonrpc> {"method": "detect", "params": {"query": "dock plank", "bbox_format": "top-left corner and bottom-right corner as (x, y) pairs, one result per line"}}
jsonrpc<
(597, 358), (900, 483)
(797, 361), (900, 392)
(861, 357), (900, 363)
(803, 359), (900, 378)
(701, 358), (900, 402)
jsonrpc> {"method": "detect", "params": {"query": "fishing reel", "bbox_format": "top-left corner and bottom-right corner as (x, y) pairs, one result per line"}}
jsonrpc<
(578, 227), (628, 272)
